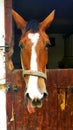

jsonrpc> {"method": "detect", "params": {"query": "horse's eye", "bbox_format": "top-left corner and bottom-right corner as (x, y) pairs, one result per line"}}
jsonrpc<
(19, 42), (24, 49)
(45, 42), (51, 49)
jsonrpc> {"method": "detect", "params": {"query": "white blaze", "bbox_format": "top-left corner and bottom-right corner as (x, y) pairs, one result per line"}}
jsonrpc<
(0, 0), (7, 130)
(27, 33), (43, 100)
(28, 33), (38, 70)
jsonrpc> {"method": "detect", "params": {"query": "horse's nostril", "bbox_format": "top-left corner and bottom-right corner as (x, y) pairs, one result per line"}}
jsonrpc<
(26, 93), (30, 99)
(43, 92), (48, 99)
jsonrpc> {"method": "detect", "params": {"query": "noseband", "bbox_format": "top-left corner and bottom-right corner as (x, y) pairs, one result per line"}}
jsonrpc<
(23, 70), (47, 80)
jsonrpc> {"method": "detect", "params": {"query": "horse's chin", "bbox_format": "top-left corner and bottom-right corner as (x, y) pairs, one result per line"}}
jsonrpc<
(27, 99), (42, 114)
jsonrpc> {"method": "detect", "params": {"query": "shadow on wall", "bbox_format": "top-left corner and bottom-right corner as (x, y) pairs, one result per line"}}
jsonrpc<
(47, 34), (64, 69)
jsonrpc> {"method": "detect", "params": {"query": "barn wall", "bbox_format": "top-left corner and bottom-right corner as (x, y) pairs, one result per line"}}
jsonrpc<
(0, 0), (7, 130)
(48, 33), (64, 68)
(48, 33), (73, 69)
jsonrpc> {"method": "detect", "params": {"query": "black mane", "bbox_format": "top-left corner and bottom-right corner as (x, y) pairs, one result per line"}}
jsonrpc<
(24, 19), (39, 33)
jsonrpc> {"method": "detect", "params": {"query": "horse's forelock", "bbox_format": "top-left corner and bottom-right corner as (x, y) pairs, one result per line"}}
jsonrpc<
(24, 19), (39, 33)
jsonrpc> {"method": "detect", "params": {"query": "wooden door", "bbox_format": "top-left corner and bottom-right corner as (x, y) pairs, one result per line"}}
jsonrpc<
(6, 70), (73, 130)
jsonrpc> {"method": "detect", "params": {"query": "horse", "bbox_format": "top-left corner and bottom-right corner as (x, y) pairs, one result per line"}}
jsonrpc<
(12, 9), (55, 113)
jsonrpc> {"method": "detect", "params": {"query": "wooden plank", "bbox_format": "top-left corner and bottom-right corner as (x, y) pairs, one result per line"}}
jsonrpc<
(4, 0), (14, 130)
(0, 0), (7, 130)
(56, 69), (73, 130)
(5, 0), (12, 43)
(56, 69), (72, 89)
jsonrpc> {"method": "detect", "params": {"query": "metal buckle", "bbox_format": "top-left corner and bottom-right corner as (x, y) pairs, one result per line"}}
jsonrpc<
(0, 43), (9, 52)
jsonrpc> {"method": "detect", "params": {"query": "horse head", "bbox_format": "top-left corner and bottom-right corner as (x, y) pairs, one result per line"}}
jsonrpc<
(12, 9), (55, 113)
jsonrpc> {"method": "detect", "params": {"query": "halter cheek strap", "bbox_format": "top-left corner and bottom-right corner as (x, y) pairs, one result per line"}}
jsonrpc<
(23, 70), (47, 80)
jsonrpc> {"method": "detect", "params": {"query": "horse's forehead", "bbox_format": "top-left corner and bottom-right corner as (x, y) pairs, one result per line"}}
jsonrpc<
(28, 33), (40, 44)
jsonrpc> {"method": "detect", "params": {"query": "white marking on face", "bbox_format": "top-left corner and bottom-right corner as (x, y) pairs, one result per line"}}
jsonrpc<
(26, 33), (43, 100)
(28, 33), (39, 70)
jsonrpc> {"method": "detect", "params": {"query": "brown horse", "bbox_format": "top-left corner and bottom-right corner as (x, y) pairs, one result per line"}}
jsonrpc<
(12, 9), (55, 113)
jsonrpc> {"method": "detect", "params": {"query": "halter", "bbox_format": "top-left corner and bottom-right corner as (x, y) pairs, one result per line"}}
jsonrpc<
(23, 70), (47, 80)
(21, 55), (47, 80)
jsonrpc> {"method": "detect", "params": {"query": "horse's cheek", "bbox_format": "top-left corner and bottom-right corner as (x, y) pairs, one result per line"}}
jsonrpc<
(21, 52), (30, 69)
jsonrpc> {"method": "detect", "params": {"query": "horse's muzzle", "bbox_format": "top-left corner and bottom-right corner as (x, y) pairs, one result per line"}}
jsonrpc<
(26, 92), (48, 108)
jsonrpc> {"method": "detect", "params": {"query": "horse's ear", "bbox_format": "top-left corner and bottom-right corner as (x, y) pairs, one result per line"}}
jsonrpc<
(40, 10), (55, 31)
(12, 9), (27, 32)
